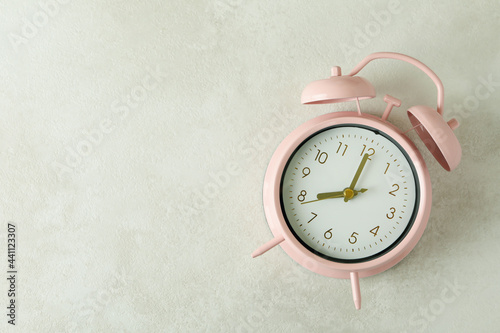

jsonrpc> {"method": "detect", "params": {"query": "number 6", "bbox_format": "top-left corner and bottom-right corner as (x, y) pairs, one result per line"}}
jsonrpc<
(324, 228), (333, 240)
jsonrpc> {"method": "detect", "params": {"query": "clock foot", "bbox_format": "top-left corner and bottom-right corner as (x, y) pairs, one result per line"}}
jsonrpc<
(251, 236), (285, 258)
(350, 271), (361, 310)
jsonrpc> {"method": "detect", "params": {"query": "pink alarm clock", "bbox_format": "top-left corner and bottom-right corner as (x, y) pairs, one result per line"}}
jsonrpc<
(252, 52), (461, 309)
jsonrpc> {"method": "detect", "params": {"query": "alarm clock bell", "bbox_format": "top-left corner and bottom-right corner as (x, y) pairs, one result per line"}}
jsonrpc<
(300, 52), (461, 172)
(301, 66), (375, 104)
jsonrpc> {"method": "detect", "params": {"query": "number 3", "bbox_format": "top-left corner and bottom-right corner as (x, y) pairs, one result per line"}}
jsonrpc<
(386, 207), (396, 219)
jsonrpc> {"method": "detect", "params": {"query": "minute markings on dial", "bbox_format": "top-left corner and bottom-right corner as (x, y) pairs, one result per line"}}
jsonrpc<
(285, 128), (414, 257)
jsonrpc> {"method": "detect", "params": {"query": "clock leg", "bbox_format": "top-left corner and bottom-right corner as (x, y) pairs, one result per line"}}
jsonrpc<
(350, 271), (361, 310)
(251, 236), (285, 258)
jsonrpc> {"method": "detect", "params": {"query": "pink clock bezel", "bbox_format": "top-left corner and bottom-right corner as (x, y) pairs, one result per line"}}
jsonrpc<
(263, 111), (432, 279)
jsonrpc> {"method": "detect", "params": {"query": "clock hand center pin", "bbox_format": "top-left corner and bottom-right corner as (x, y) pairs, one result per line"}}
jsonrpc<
(343, 188), (355, 200)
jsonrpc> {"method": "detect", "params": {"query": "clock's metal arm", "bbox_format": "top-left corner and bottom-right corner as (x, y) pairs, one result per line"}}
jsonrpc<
(251, 236), (285, 258)
(350, 272), (361, 310)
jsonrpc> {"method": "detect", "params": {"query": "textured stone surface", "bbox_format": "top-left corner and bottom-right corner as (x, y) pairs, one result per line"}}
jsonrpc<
(0, 1), (499, 332)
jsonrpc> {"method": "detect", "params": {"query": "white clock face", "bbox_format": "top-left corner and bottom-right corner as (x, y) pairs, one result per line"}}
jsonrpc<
(281, 125), (419, 262)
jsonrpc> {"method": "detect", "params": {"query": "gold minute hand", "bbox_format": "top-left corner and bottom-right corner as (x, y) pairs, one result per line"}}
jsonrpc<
(345, 153), (370, 202)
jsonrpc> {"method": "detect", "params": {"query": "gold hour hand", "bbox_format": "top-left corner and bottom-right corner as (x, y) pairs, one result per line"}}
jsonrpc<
(301, 188), (368, 204)
(301, 192), (344, 204)
(317, 188), (368, 200)
(316, 190), (344, 200)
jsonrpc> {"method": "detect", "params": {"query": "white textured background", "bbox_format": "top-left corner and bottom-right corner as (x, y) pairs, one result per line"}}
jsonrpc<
(1, 1), (499, 332)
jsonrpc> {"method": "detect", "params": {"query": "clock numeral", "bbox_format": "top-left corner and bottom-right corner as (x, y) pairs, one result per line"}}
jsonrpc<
(370, 226), (380, 237)
(348, 232), (358, 244)
(302, 167), (310, 178)
(336, 142), (348, 156)
(384, 163), (390, 174)
(360, 145), (375, 160)
(297, 190), (307, 202)
(389, 184), (400, 196)
(307, 212), (317, 223)
(386, 207), (396, 219)
(315, 149), (328, 164)
(324, 228), (333, 240)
